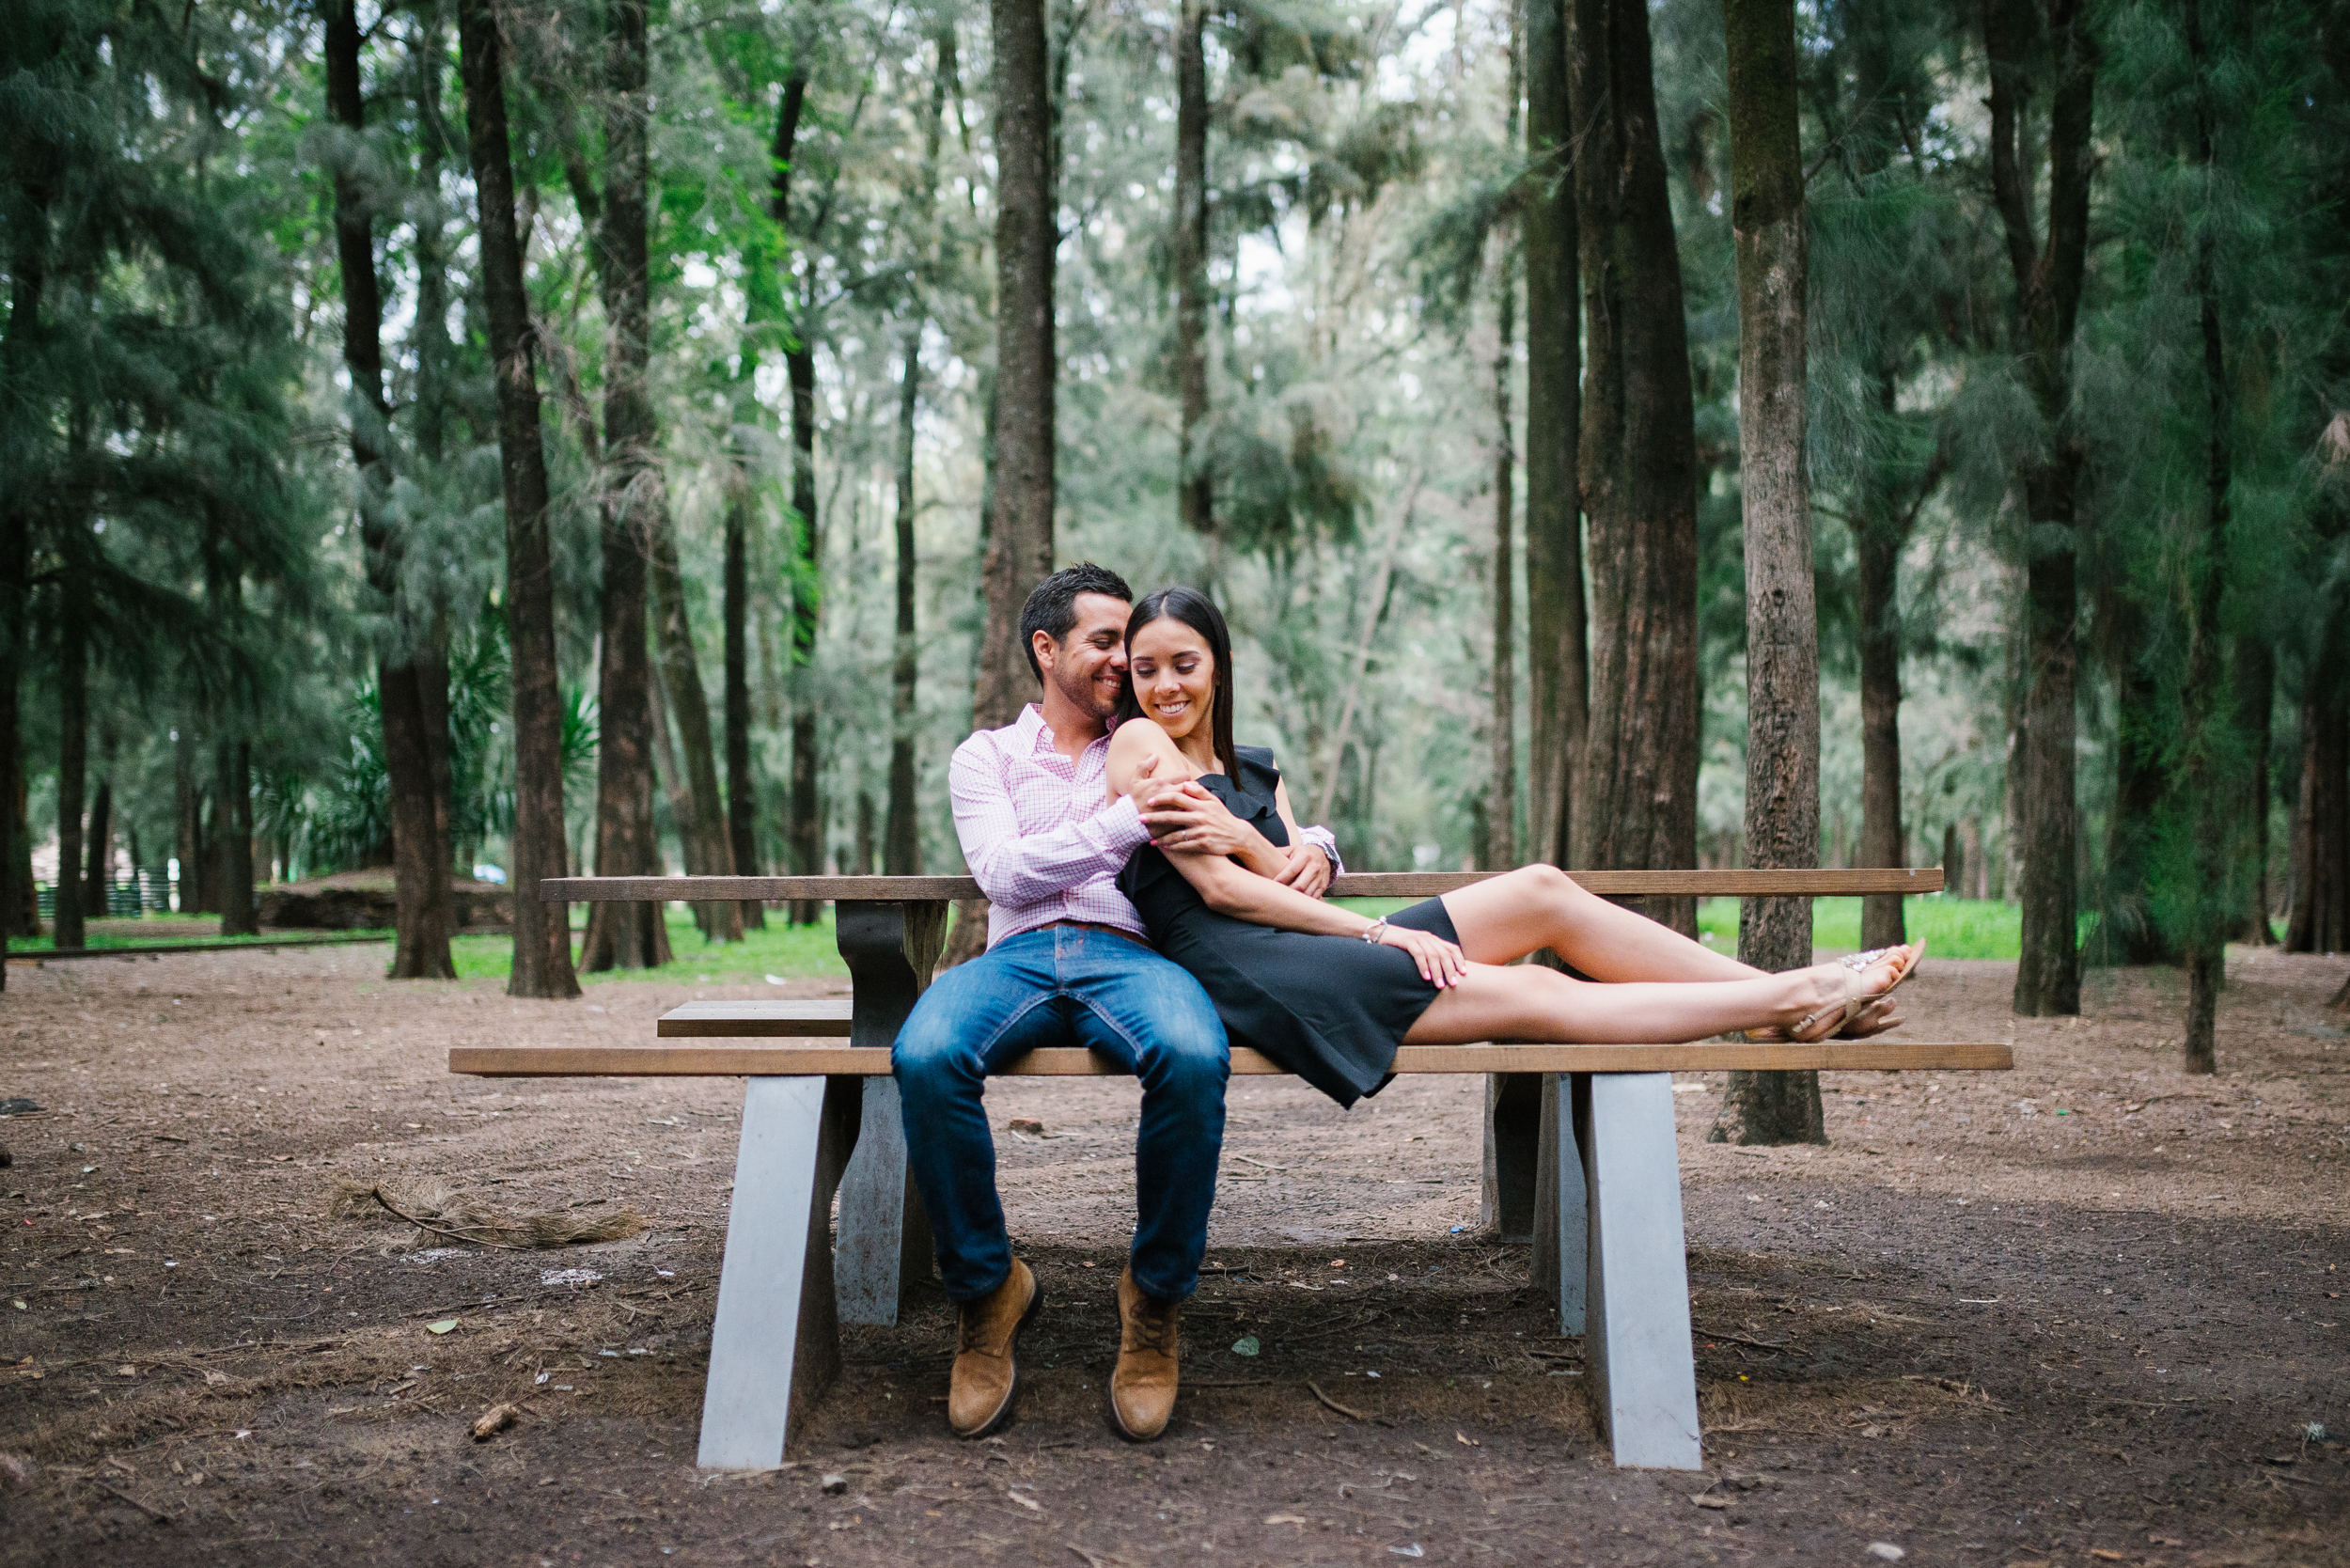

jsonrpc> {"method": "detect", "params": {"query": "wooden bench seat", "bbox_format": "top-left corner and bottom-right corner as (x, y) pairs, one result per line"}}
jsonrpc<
(457, 869), (2003, 1474)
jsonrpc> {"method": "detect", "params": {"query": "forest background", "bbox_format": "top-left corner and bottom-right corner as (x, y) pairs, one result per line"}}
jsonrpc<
(5, 0), (2348, 1105)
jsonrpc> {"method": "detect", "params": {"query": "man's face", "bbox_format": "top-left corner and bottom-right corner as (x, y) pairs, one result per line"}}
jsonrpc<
(1035, 592), (1131, 721)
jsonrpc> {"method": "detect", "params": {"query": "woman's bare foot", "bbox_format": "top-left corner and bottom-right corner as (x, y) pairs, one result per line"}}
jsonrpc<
(1789, 944), (1923, 1043)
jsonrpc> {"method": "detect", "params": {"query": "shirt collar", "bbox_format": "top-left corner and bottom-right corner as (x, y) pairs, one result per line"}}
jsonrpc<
(1022, 701), (1111, 761)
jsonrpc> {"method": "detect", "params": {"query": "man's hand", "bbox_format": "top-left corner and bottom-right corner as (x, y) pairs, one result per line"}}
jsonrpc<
(1272, 843), (1333, 899)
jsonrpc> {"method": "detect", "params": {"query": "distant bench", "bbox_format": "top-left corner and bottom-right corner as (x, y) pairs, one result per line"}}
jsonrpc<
(451, 869), (2006, 1473)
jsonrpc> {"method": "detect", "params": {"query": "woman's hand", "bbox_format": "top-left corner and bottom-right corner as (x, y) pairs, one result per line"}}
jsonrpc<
(1377, 923), (1468, 988)
(1273, 844), (1333, 899)
(1140, 780), (1278, 867)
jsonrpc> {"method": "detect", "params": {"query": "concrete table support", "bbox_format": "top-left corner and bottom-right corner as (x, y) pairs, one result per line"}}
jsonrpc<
(832, 901), (948, 1325)
(697, 1074), (862, 1467)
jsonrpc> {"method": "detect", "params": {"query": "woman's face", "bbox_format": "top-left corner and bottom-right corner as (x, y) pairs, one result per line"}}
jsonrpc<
(1127, 616), (1216, 742)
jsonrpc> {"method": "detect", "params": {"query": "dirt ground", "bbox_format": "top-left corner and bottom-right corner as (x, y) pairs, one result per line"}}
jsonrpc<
(2, 941), (2346, 1567)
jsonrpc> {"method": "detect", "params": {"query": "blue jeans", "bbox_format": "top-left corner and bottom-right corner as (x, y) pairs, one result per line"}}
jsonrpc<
(893, 926), (1228, 1304)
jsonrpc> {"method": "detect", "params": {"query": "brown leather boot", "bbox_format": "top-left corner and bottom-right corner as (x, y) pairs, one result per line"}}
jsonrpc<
(1110, 1267), (1181, 1442)
(947, 1259), (1041, 1438)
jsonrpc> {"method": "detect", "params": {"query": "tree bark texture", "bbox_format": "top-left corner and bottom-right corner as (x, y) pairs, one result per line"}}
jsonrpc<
(55, 591), (86, 951)
(1986, 0), (2096, 1017)
(1523, 0), (1586, 870)
(330, 0), (455, 980)
(1716, 0), (1823, 1146)
(974, 0), (1058, 731)
(1173, 0), (1213, 542)
(724, 487), (764, 928)
(458, 0), (580, 997)
(1567, 0), (1702, 935)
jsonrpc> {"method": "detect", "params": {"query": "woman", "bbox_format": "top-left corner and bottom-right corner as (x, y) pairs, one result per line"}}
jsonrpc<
(1107, 588), (1919, 1106)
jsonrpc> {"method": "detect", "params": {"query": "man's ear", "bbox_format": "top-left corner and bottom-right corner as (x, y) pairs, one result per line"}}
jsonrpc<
(1030, 628), (1059, 677)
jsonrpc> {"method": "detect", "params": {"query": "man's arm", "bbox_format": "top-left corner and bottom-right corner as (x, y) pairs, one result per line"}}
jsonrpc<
(949, 732), (1152, 907)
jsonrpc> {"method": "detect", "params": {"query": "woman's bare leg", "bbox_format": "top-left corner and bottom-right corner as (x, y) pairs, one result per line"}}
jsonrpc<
(1402, 946), (1914, 1044)
(1437, 866), (1761, 981)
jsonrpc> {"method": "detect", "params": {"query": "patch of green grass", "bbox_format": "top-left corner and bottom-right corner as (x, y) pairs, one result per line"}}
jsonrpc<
(451, 908), (852, 985)
(1698, 896), (2030, 960)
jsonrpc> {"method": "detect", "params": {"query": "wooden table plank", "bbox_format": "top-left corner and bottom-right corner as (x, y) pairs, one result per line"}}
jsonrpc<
(540, 868), (1945, 902)
(658, 1000), (854, 1037)
(453, 1040), (2012, 1077)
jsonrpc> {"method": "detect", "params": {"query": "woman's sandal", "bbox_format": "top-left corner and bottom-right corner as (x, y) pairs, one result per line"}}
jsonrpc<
(1786, 944), (1924, 1042)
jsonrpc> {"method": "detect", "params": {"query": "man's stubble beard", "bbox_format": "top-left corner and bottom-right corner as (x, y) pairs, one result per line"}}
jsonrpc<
(1053, 663), (1121, 723)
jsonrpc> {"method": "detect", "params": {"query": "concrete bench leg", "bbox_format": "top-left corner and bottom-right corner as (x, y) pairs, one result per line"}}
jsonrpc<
(697, 1074), (863, 1468)
(834, 902), (947, 1326)
(1573, 1071), (1702, 1470)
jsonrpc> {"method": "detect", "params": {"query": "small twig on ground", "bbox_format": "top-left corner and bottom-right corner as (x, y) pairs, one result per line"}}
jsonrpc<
(367, 1189), (530, 1251)
(1694, 1325), (1791, 1352)
(86, 1476), (175, 1524)
(1307, 1379), (1391, 1426)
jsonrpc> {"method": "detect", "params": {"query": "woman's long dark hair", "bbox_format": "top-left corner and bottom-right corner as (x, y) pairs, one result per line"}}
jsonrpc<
(1115, 587), (1239, 779)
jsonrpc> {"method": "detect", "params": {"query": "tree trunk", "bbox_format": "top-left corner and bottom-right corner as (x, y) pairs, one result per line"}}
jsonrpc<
(785, 344), (822, 924)
(651, 517), (744, 941)
(411, 18), (461, 910)
(458, 0), (580, 998)
(55, 591), (86, 951)
(575, 0), (674, 971)
(974, 0), (1058, 732)
(1523, 0), (1585, 870)
(886, 326), (926, 875)
(174, 729), (203, 916)
(329, 0), (454, 980)
(724, 485), (764, 928)
(1856, 493), (1905, 950)
(2234, 631), (2276, 941)
(1567, 0), (1702, 935)
(1523, 0), (1579, 870)
(1489, 9), (1521, 871)
(2286, 601), (2348, 953)
(2179, 0), (2232, 1075)
(767, 71), (824, 926)
(2100, 653), (2174, 964)
(1173, 0), (1212, 545)
(1715, 0), (1823, 1146)
(84, 772), (112, 915)
(1986, 0), (2096, 1017)
(217, 741), (258, 937)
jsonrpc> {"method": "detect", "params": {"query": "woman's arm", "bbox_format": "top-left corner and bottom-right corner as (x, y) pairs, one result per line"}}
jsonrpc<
(1166, 849), (1467, 986)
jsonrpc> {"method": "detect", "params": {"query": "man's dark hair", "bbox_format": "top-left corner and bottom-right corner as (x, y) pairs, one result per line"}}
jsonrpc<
(1021, 563), (1134, 680)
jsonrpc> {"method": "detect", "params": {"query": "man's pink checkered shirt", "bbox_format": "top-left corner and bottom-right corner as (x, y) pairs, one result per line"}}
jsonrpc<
(949, 704), (1342, 949)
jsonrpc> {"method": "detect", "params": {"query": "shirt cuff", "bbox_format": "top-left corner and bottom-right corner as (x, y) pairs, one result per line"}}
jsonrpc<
(1301, 825), (1343, 878)
(1099, 792), (1152, 852)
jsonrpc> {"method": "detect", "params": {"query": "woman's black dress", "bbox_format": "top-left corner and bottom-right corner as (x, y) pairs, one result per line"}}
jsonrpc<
(1118, 745), (1459, 1107)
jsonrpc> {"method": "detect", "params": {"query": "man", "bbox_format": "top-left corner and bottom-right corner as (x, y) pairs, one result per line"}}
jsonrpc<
(893, 564), (1340, 1442)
